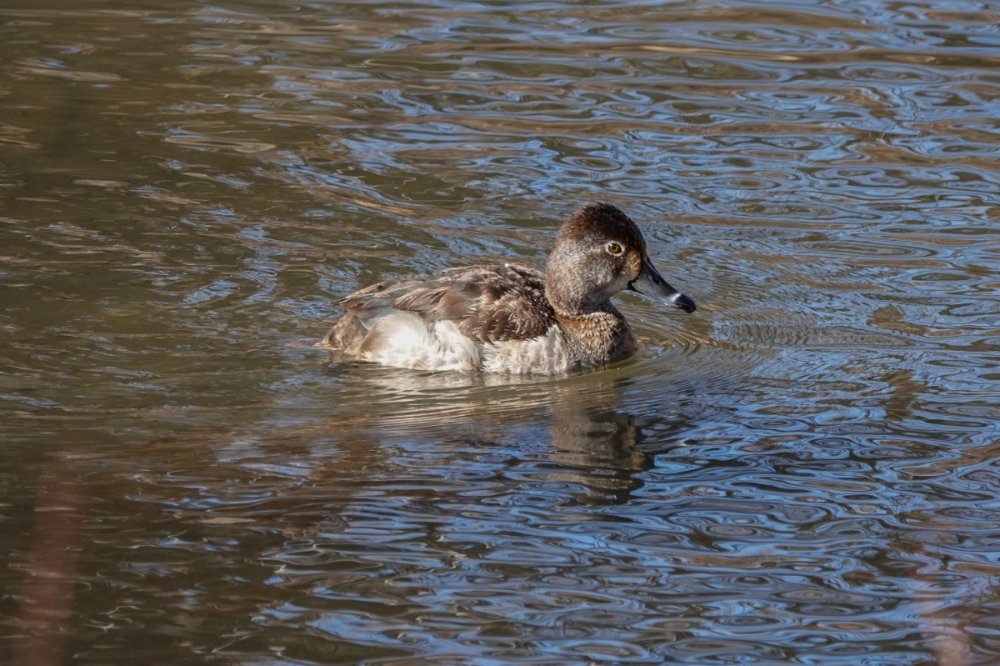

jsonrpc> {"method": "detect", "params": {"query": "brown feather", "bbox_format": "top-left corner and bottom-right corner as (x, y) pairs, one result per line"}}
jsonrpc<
(332, 264), (555, 346)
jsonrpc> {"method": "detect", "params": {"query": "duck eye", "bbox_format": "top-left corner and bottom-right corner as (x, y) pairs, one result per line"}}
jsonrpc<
(606, 241), (624, 256)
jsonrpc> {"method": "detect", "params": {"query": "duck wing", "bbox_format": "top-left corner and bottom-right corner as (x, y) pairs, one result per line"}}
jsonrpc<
(341, 264), (555, 343)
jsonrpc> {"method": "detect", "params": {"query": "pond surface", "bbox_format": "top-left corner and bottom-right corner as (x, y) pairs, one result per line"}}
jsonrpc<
(2, 0), (999, 663)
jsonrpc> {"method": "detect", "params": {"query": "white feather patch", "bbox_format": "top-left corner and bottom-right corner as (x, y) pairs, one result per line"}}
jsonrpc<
(361, 314), (480, 372)
(481, 326), (571, 375)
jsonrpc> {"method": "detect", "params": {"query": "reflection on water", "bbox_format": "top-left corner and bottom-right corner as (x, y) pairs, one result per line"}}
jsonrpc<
(2, 0), (1000, 663)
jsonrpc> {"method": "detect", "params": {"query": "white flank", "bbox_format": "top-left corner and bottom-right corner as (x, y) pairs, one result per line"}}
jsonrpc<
(481, 326), (571, 375)
(362, 314), (480, 372)
(359, 314), (571, 375)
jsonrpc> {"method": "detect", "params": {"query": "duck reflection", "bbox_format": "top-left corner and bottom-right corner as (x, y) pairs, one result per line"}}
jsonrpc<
(316, 362), (686, 506)
(545, 380), (653, 504)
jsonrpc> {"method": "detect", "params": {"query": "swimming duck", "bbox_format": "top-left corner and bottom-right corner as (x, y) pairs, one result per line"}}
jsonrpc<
(322, 202), (696, 375)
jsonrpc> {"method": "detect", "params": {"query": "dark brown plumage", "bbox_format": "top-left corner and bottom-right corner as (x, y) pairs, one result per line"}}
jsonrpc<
(337, 264), (555, 344)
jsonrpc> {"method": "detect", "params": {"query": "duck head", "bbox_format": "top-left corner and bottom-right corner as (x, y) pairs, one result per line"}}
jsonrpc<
(545, 202), (696, 316)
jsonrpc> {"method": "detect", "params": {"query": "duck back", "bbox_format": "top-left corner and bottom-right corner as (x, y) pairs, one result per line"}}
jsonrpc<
(324, 264), (566, 373)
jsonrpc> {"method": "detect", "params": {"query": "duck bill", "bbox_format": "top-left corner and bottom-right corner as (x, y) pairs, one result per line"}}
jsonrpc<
(629, 255), (696, 313)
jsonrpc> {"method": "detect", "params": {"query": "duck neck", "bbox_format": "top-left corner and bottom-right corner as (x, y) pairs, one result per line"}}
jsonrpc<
(544, 250), (636, 366)
(553, 305), (636, 367)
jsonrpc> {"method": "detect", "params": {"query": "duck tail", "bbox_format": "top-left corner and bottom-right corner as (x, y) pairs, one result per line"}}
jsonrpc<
(319, 315), (367, 354)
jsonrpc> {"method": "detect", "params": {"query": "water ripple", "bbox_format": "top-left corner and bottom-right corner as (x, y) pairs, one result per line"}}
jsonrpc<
(3, 0), (1000, 664)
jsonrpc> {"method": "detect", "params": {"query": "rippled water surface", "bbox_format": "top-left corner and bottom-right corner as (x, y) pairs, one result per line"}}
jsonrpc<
(2, 0), (1000, 663)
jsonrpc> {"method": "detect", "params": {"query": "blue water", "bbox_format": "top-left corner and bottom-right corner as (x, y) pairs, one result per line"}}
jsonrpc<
(1, 1), (999, 663)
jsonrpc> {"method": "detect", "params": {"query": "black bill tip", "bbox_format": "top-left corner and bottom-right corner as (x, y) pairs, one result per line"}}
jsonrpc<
(672, 293), (696, 314)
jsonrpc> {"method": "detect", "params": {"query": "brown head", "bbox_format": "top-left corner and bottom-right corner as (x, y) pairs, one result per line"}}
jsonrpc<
(544, 202), (696, 316)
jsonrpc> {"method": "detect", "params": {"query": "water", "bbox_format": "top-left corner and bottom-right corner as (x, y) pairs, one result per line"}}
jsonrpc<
(2, 0), (999, 663)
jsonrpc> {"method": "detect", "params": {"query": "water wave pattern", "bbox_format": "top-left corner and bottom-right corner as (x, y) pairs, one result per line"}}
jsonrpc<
(1, 0), (999, 664)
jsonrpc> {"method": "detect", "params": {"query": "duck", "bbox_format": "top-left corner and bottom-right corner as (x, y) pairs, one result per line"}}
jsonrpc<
(321, 202), (696, 375)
